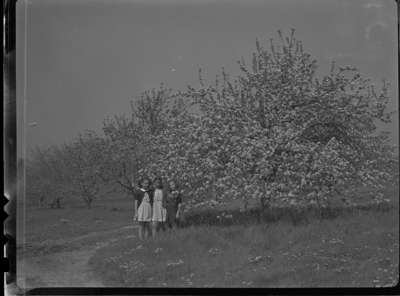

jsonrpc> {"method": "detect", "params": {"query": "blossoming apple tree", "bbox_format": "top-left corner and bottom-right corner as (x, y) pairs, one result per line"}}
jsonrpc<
(101, 84), (188, 194)
(144, 30), (396, 211)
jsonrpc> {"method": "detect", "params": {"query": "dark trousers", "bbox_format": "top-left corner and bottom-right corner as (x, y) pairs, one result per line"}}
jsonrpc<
(166, 217), (182, 229)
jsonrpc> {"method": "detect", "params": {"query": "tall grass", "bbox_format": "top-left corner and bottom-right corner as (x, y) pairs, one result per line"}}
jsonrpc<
(89, 206), (398, 287)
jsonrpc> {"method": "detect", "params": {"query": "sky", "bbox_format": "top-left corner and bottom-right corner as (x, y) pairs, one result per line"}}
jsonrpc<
(16, 0), (398, 155)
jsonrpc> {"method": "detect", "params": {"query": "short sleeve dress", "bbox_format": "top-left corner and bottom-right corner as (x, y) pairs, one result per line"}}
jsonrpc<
(152, 188), (167, 222)
(136, 189), (153, 222)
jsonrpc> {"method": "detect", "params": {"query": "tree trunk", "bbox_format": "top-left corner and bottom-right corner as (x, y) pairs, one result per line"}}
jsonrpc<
(257, 95), (267, 129)
(38, 196), (45, 208)
(258, 195), (267, 223)
(243, 198), (248, 211)
(56, 198), (61, 209)
(84, 196), (93, 209)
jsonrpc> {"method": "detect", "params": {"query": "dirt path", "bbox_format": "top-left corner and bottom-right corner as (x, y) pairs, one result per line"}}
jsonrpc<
(17, 225), (139, 289)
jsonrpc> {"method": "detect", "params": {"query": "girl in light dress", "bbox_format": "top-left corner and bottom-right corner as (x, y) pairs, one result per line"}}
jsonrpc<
(151, 177), (167, 238)
(133, 177), (153, 240)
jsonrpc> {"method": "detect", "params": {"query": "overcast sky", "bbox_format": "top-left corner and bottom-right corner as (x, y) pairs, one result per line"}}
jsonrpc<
(17, 0), (398, 154)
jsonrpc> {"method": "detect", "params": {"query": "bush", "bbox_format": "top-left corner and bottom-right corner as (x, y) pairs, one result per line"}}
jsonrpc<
(183, 201), (393, 227)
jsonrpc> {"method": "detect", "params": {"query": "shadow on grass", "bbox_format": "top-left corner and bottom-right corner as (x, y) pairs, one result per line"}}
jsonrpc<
(183, 201), (394, 227)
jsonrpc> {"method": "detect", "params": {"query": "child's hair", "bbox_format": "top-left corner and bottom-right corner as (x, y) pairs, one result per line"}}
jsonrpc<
(153, 176), (163, 188)
(168, 179), (179, 191)
(140, 176), (152, 188)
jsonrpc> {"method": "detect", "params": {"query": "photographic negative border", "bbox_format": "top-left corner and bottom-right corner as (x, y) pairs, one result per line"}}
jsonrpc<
(3, 0), (400, 295)
(4, 0), (18, 294)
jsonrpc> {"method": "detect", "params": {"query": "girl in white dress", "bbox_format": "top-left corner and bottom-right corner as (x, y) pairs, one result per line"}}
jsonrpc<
(133, 177), (153, 240)
(151, 177), (167, 238)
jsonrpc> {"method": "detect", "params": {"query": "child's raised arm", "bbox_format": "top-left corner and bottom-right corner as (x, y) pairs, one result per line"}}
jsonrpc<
(131, 177), (138, 189)
(134, 199), (138, 221)
(132, 178), (139, 221)
(176, 192), (183, 218)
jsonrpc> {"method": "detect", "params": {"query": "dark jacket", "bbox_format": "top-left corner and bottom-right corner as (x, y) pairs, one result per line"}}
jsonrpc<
(134, 188), (154, 207)
(166, 190), (182, 213)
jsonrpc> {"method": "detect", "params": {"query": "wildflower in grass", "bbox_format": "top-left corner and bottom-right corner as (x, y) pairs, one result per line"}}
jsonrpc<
(208, 248), (221, 256)
(248, 256), (263, 264)
(166, 259), (184, 266)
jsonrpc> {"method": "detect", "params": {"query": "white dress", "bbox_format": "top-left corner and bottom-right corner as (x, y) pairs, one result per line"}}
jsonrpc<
(137, 190), (152, 222)
(152, 189), (166, 222)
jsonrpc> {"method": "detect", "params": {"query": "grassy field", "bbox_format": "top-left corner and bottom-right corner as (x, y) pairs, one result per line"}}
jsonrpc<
(17, 184), (399, 288)
(19, 195), (250, 249)
(20, 183), (397, 246)
(20, 198), (133, 245)
(88, 207), (399, 287)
